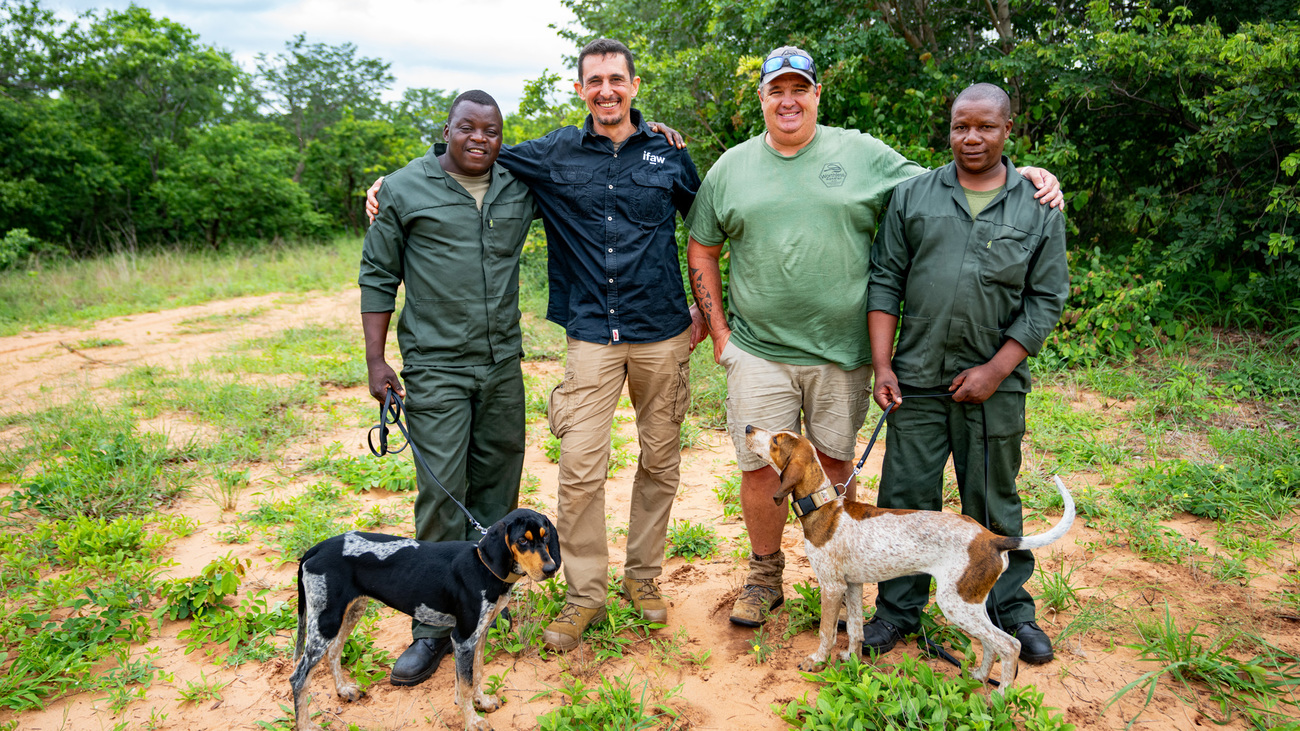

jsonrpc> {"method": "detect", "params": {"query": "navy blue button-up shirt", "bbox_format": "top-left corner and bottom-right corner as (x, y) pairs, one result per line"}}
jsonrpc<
(498, 109), (700, 344)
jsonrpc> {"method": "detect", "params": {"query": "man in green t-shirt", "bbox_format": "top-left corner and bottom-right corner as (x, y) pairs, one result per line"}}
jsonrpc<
(686, 47), (1063, 627)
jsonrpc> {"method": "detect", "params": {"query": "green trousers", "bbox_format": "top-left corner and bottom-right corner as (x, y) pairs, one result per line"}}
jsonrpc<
(873, 386), (1037, 633)
(402, 357), (525, 640)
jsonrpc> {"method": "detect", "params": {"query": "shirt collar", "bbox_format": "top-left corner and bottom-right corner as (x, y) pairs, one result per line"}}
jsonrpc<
(938, 155), (1021, 191)
(581, 108), (649, 144)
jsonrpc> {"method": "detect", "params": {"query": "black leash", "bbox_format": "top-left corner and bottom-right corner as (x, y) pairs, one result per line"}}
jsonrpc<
(368, 387), (489, 536)
(844, 391), (1003, 687)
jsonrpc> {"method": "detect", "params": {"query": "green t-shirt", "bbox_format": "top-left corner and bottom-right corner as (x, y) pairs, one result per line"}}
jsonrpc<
(688, 126), (926, 370)
(963, 185), (1004, 219)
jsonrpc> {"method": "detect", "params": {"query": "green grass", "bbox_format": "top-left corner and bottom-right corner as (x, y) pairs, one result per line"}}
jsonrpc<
(665, 519), (720, 561)
(0, 237), (360, 336)
(209, 323), (366, 388)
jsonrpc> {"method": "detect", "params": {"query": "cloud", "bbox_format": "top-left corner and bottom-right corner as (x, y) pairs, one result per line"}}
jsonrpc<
(43, 0), (581, 113)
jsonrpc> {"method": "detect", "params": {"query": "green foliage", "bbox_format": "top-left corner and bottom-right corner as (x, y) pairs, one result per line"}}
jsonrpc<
(43, 515), (166, 569)
(153, 121), (325, 248)
(0, 227), (38, 269)
(1110, 607), (1300, 728)
(665, 519), (720, 560)
(712, 472), (742, 521)
(242, 482), (355, 562)
(534, 673), (682, 730)
(309, 451), (417, 493)
(780, 581), (823, 639)
(7, 406), (182, 520)
(1116, 460), (1298, 522)
(780, 655), (1072, 731)
(156, 553), (249, 621)
(176, 593), (295, 665)
(213, 323), (366, 387)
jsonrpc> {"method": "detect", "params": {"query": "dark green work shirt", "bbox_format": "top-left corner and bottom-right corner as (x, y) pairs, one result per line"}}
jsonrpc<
(360, 146), (539, 366)
(867, 158), (1068, 393)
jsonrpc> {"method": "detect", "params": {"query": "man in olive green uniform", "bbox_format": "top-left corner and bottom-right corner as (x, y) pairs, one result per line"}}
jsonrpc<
(360, 90), (539, 685)
(866, 83), (1068, 664)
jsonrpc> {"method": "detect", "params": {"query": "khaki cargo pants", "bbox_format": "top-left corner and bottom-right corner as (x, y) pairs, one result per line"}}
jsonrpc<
(548, 329), (691, 608)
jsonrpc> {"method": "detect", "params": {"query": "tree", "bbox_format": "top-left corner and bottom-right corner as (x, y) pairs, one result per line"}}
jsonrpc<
(256, 33), (394, 181)
(388, 86), (456, 145)
(152, 121), (325, 249)
(301, 112), (424, 233)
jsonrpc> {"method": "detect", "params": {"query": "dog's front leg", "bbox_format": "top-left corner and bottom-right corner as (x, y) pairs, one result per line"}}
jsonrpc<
(800, 582), (845, 671)
(471, 600), (506, 713)
(454, 640), (491, 731)
(840, 583), (864, 663)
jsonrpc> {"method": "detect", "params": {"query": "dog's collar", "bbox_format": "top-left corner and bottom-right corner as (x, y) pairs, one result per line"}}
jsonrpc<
(477, 548), (524, 584)
(791, 484), (842, 517)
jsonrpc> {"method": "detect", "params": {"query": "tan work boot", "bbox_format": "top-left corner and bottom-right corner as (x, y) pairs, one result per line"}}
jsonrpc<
(542, 602), (606, 652)
(729, 550), (785, 627)
(622, 576), (668, 623)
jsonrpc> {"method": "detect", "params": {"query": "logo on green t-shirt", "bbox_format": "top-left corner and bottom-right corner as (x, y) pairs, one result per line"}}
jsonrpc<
(820, 162), (846, 188)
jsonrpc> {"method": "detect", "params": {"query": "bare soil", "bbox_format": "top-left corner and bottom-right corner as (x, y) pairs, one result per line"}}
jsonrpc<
(1, 289), (1296, 731)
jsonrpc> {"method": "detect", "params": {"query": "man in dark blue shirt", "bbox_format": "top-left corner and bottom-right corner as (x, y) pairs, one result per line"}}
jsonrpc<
(503, 39), (702, 652)
(367, 39), (702, 653)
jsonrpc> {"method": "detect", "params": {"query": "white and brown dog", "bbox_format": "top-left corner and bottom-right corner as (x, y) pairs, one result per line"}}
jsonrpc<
(744, 426), (1073, 687)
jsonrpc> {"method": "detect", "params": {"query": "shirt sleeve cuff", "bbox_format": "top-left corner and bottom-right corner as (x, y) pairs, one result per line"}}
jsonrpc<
(360, 288), (397, 314)
(1005, 320), (1045, 356)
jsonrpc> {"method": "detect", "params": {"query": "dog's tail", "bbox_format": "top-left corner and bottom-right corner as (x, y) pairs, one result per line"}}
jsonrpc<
(293, 563), (306, 663)
(1011, 476), (1075, 551)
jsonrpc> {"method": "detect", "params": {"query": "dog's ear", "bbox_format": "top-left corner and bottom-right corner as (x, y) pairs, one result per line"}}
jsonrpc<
(542, 518), (561, 569)
(781, 444), (811, 496)
(479, 518), (516, 580)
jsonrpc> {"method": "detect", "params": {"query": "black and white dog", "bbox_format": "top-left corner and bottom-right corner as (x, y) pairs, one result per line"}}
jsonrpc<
(291, 508), (560, 731)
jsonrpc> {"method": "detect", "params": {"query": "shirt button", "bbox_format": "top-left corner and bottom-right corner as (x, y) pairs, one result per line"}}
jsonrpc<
(609, 309), (615, 314)
(608, 278), (613, 283)
(607, 216), (613, 221)
(613, 154), (618, 158)
(608, 184), (613, 189)
(607, 248), (613, 252)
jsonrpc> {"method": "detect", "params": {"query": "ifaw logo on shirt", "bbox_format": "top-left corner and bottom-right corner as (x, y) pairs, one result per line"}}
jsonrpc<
(643, 151), (666, 165)
(820, 162), (847, 188)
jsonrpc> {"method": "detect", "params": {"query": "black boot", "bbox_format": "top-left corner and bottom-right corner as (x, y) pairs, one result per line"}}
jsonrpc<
(1008, 621), (1054, 664)
(390, 637), (453, 686)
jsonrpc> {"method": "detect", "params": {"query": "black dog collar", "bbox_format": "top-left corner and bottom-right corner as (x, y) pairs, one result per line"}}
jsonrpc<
(792, 484), (842, 517)
(477, 548), (524, 584)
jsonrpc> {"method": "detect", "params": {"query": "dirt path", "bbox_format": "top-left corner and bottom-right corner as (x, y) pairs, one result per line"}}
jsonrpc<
(1, 289), (1295, 731)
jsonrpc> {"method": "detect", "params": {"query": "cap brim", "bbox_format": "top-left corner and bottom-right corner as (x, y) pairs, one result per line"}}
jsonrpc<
(760, 68), (816, 87)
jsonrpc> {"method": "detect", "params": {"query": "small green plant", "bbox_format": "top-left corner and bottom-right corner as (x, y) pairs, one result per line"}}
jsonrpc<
(534, 673), (682, 730)
(177, 670), (228, 704)
(177, 593), (296, 665)
(1036, 562), (1083, 613)
(749, 623), (776, 665)
(216, 523), (252, 544)
(204, 467), (249, 512)
(543, 433), (562, 463)
(310, 451), (417, 493)
(608, 422), (635, 477)
(781, 581), (824, 639)
(354, 503), (406, 530)
(678, 418), (705, 450)
(779, 654), (1074, 730)
(665, 520), (720, 561)
(156, 553), (249, 621)
(713, 472), (742, 521)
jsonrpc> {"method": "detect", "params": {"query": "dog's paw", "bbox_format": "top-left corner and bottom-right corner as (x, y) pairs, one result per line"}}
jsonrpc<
(336, 683), (363, 703)
(474, 692), (501, 712)
(465, 713), (493, 731)
(838, 649), (861, 663)
(798, 656), (825, 672)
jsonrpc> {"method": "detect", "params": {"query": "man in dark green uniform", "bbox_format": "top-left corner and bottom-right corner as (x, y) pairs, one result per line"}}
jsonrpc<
(359, 90), (538, 685)
(865, 83), (1069, 664)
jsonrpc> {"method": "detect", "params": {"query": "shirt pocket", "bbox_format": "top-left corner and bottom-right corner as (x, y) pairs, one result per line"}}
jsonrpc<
(549, 166), (594, 215)
(406, 298), (469, 359)
(629, 170), (673, 226)
(486, 201), (529, 258)
(977, 229), (1037, 290)
(891, 314), (934, 382)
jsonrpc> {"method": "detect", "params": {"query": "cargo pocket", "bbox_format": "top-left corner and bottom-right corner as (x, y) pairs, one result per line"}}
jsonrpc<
(671, 357), (691, 424)
(547, 375), (574, 438)
(629, 170), (673, 226)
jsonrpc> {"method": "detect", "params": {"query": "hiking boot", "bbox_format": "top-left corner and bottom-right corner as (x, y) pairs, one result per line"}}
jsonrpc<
(1009, 621), (1054, 664)
(542, 602), (607, 652)
(861, 617), (903, 655)
(622, 577), (668, 624)
(389, 637), (452, 686)
(729, 550), (786, 627)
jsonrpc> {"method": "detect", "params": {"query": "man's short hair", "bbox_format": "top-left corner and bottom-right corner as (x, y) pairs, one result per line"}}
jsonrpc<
(578, 38), (635, 81)
(952, 83), (1012, 120)
(448, 89), (501, 120)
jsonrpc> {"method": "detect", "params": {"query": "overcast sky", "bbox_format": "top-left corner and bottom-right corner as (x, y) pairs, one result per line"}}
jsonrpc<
(45, 0), (583, 114)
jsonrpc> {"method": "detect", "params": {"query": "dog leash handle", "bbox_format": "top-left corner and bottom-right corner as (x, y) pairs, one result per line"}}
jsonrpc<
(369, 388), (489, 536)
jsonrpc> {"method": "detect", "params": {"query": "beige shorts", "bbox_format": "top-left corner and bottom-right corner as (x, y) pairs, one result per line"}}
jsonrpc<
(720, 340), (870, 471)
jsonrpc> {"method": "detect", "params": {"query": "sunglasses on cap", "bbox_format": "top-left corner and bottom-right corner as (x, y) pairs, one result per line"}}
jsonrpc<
(761, 53), (816, 80)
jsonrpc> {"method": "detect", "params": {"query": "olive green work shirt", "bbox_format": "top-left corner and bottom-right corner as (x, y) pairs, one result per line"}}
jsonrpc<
(360, 146), (540, 366)
(867, 158), (1068, 393)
